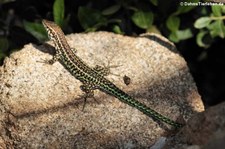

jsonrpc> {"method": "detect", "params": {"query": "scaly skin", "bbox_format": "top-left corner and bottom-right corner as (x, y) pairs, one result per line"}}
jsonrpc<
(42, 19), (183, 128)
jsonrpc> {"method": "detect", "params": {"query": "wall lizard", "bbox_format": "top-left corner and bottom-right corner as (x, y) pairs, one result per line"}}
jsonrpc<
(42, 19), (183, 128)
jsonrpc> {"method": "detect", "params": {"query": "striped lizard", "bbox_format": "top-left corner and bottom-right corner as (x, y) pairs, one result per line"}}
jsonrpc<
(42, 19), (183, 128)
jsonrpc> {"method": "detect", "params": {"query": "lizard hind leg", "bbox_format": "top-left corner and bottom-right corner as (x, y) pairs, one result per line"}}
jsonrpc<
(93, 60), (122, 77)
(80, 83), (99, 110)
(93, 65), (110, 77)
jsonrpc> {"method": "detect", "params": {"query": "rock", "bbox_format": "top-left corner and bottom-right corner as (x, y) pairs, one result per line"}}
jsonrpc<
(164, 102), (225, 149)
(0, 32), (203, 148)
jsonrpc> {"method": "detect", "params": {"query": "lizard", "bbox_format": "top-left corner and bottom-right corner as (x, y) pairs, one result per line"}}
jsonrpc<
(42, 19), (184, 128)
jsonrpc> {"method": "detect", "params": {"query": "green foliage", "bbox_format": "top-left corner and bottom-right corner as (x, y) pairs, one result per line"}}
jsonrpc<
(20, 0), (225, 49)
(194, 5), (225, 48)
(1, 0), (225, 65)
(165, 0), (199, 43)
(212, 5), (222, 17)
(112, 25), (124, 34)
(23, 21), (47, 42)
(78, 6), (121, 32)
(196, 30), (210, 48)
(169, 29), (193, 43)
(78, 7), (107, 32)
(166, 16), (180, 32)
(131, 11), (153, 30)
(194, 17), (212, 29)
(149, 0), (158, 6)
(0, 37), (8, 59)
(208, 20), (225, 38)
(102, 4), (121, 16)
(175, 0), (199, 14)
(53, 0), (65, 26)
(166, 14), (193, 43)
(23, 0), (67, 42)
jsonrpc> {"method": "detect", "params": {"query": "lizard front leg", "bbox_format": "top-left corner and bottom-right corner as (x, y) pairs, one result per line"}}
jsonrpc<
(80, 83), (99, 110)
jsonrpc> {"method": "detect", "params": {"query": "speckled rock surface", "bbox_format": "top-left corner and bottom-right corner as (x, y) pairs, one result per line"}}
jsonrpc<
(164, 101), (225, 149)
(0, 32), (203, 148)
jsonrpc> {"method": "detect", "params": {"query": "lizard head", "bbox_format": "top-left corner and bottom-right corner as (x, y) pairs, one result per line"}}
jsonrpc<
(42, 19), (64, 41)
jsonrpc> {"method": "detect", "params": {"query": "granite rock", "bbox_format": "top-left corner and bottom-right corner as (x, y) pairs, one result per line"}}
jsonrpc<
(164, 102), (225, 149)
(0, 32), (203, 148)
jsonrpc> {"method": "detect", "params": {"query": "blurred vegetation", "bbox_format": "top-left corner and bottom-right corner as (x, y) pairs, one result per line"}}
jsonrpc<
(0, 0), (225, 106)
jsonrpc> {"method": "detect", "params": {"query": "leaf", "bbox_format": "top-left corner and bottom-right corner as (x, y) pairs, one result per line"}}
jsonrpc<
(196, 30), (210, 48)
(0, 37), (9, 52)
(169, 32), (179, 43)
(150, 0), (158, 6)
(53, 0), (65, 26)
(131, 11), (153, 29)
(112, 25), (123, 34)
(102, 4), (121, 16)
(166, 15), (180, 31)
(23, 21), (47, 42)
(176, 29), (193, 40)
(175, 0), (199, 15)
(201, 7), (208, 15)
(221, 6), (225, 14)
(194, 17), (212, 29)
(85, 27), (98, 32)
(169, 29), (193, 43)
(78, 7), (106, 31)
(207, 20), (225, 38)
(211, 5), (222, 17)
(146, 25), (161, 34)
